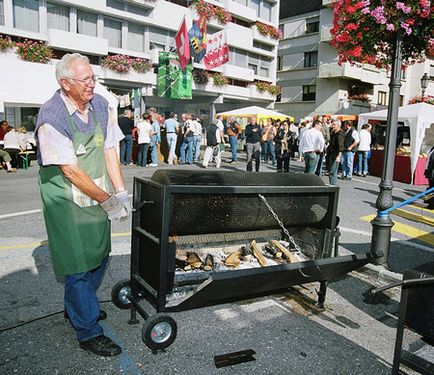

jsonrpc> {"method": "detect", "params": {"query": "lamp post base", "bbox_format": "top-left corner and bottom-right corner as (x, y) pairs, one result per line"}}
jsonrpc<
(370, 213), (394, 267)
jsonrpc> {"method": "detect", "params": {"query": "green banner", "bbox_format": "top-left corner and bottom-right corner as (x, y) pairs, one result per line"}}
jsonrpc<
(157, 52), (192, 100)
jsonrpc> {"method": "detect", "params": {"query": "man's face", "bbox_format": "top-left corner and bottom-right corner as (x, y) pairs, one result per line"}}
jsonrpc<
(1, 122), (8, 130)
(61, 60), (95, 105)
(251, 117), (257, 124)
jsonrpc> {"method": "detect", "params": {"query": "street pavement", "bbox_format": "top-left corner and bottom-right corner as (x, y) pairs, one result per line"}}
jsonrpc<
(0, 151), (433, 375)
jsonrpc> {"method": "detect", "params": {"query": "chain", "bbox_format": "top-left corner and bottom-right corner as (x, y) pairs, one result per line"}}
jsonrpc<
(258, 194), (301, 252)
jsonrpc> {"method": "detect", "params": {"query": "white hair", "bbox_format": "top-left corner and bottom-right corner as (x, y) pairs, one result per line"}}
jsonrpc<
(55, 53), (90, 84)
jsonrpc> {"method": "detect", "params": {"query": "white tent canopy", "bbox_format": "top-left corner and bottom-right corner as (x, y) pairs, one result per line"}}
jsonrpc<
(217, 106), (293, 121)
(358, 103), (434, 182)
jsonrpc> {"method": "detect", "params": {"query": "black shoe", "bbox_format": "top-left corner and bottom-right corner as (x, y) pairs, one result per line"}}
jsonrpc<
(79, 335), (122, 357)
(64, 310), (107, 322)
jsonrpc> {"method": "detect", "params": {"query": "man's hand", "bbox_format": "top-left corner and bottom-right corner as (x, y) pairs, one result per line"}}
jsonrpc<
(115, 190), (132, 216)
(100, 194), (128, 221)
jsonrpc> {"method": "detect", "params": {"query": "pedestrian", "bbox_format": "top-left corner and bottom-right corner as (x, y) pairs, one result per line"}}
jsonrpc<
(356, 124), (372, 177)
(136, 113), (153, 167)
(315, 115), (330, 177)
(261, 118), (277, 165)
(274, 121), (294, 173)
(179, 112), (194, 164)
(163, 112), (179, 164)
(298, 120), (325, 174)
(215, 114), (225, 152)
(245, 116), (261, 172)
(424, 146), (434, 210)
(118, 109), (134, 165)
(226, 116), (242, 163)
(327, 120), (345, 185)
(0, 120), (8, 141)
(0, 149), (17, 172)
(192, 116), (202, 162)
(202, 122), (224, 169)
(35, 53), (130, 357)
(148, 107), (160, 167)
(3, 126), (26, 167)
(341, 120), (360, 180)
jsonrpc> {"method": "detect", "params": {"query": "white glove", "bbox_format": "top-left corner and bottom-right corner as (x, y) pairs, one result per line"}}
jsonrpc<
(115, 190), (132, 217)
(100, 194), (128, 221)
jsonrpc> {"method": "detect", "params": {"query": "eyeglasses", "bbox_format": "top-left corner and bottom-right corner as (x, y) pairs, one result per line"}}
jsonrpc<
(67, 75), (98, 85)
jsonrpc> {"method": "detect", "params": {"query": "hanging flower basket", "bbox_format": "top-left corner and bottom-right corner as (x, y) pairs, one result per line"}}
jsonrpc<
(101, 55), (132, 74)
(192, 0), (232, 25)
(15, 39), (53, 63)
(211, 72), (228, 87)
(131, 58), (152, 74)
(408, 95), (434, 105)
(254, 81), (281, 95)
(255, 22), (282, 40)
(330, 0), (433, 68)
(0, 35), (14, 53)
(192, 68), (209, 84)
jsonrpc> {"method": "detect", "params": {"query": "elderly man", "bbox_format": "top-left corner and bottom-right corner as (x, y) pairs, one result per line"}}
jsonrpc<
(298, 120), (325, 174)
(35, 53), (130, 357)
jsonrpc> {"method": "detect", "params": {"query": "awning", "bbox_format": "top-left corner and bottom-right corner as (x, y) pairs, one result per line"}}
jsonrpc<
(217, 105), (294, 122)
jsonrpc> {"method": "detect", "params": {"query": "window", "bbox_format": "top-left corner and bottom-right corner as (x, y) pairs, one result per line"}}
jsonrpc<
(261, 1), (272, 21)
(128, 23), (145, 52)
(306, 18), (319, 34)
(378, 91), (387, 106)
(259, 66), (269, 77)
(277, 56), (282, 71)
(47, 3), (69, 31)
(304, 51), (318, 68)
(77, 10), (97, 37)
(149, 26), (168, 46)
(0, 0), (4, 26)
(302, 85), (316, 101)
(251, 0), (260, 17)
(248, 63), (258, 75)
(229, 48), (247, 67)
(13, 0), (39, 32)
(279, 24), (284, 39)
(104, 18), (122, 48)
(107, 0), (124, 11)
(253, 41), (273, 52)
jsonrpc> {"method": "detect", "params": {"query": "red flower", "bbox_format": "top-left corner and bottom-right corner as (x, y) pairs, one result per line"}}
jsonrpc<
(345, 23), (358, 31)
(349, 46), (363, 57)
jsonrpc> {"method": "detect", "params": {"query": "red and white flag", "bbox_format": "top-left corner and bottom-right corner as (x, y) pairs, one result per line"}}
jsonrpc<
(175, 17), (190, 70)
(203, 30), (229, 70)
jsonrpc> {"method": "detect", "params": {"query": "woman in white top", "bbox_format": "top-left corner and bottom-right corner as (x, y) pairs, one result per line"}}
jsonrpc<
(356, 124), (372, 177)
(3, 127), (26, 168)
(136, 113), (153, 167)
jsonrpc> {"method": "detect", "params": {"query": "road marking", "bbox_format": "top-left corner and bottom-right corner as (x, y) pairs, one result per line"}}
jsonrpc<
(393, 208), (434, 227)
(360, 214), (434, 247)
(0, 209), (42, 219)
(408, 202), (434, 214)
(351, 178), (417, 193)
(0, 233), (131, 251)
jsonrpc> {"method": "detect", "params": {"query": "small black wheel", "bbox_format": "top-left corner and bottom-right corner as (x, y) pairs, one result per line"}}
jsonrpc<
(142, 314), (177, 350)
(111, 279), (132, 310)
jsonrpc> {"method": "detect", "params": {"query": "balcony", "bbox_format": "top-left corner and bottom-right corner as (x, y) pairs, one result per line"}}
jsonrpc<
(318, 62), (387, 85)
(251, 25), (278, 46)
(99, 68), (156, 86)
(320, 25), (332, 42)
(192, 81), (274, 102)
(222, 64), (254, 81)
(322, 0), (337, 7)
(61, 0), (105, 12)
(47, 29), (108, 56)
(224, 0), (256, 22)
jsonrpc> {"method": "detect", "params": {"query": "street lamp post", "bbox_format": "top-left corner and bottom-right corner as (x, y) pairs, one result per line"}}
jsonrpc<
(421, 72), (429, 97)
(370, 30), (403, 267)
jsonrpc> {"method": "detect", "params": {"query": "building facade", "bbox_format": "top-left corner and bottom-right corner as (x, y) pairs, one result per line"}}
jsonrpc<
(0, 0), (280, 132)
(275, 0), (434, 122)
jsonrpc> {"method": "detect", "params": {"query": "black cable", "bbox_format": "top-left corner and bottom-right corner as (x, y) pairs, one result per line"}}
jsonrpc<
(0, 299), (112, 333)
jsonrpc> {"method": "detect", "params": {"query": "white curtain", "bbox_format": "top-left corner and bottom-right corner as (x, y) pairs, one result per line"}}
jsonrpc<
(104, 18), (122, 48)
(13, 0), (39, 32)
(47, 2), (69, 31)
(77, 10), (97, 37)
(0, 0), (5, 26)
(128, 23), (144, 52)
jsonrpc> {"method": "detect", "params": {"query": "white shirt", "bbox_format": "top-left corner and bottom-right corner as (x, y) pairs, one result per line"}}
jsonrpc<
(192, 120), (202, 136)
(298, 127), (325, 154)
(358, 129), (371, 151)
(136, 120), (152, 144)
(3, 130), (26, 151)
(38, 92), (124, 166)
(216, 119), (224, 133)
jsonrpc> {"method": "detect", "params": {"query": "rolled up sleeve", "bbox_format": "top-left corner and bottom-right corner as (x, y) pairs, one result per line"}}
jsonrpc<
(38, 124), (77, 166)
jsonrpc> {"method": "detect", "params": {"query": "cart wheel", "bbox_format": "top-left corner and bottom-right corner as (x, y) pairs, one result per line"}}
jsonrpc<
(142, 314), (177, 350)
(111, 279), (132, 310)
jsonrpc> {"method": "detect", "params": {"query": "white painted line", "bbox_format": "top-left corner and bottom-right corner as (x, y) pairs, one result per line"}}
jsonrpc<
(351, 177), (419, 193)
(340, 226), (434, 253)
(0, 209), (42, 219)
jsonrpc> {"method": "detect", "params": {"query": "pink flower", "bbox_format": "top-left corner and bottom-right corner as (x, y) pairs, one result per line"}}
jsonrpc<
(361, 7), (370, 15)
(401, 22), (412, 35)
(396, 2), (412, 14)
(371, 6), (387, 24)
(386, 24), (395, 31)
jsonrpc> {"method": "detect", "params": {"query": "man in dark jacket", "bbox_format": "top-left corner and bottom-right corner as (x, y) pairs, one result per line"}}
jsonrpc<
(245, 117), (261, 172)
(424, 146), (434, 209)
(118, 109), (134, 165)
(327, 119), (345, 185)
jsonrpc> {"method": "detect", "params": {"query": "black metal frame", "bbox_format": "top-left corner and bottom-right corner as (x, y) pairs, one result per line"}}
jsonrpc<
(126, 174), (376, 324)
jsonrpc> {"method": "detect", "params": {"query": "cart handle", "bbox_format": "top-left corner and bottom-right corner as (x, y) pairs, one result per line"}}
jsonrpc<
(371, 277), (434, 294)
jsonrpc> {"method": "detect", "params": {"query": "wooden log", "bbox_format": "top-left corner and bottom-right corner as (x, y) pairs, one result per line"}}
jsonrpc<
(250, 240), (268, 267)
(270, 240), (300, 263)
(225, 251), (240, 267)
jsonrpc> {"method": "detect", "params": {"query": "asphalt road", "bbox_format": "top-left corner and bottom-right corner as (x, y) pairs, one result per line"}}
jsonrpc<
(0, 152), (433, 374)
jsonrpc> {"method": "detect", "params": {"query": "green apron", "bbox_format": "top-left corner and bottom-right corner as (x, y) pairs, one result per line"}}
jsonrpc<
(39, 112), (111, 276)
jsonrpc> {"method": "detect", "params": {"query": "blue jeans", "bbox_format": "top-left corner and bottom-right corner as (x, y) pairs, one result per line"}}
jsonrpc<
(150, 137), (159, 165)
(229, 136), (238, 162)
(64, 256), (109, 342)
(193, 135), (201, 161)
(328, 155), (340, 185)
(120, 134), (133, 164)
(264, 140), (275, 163)
(166, 133), (177, 163)
(304, 152), (319, 174)
(357, 151), (369, 175)
(180, 137), (193, 164)
(137, 143), (150, 166)
(341, 151), (355, 178)
(315, 152), (325, 176)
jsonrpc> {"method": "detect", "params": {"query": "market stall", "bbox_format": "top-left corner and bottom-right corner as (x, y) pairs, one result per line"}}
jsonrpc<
(217, 106), (294, 124)
(358, 103), (434, 185)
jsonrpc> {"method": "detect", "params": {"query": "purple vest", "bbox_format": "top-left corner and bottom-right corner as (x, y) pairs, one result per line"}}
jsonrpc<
(35, 90), (109, 164)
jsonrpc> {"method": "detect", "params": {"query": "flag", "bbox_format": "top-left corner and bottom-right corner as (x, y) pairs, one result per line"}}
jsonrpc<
(175, 17), (190, 70)
(157, 52), (192, 100)
(203, 30), (229, 70)
(188, 20), (207, 63)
